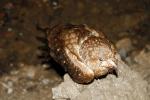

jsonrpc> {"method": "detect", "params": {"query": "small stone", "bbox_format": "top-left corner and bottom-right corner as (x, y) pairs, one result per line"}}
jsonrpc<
(52, 1), (58, 6)
(7, 87), (13, 94)
(10, 70), (19, 75)
(1, 81), (14, 94)
(42, 79), (50, 85)
(9, 63), (14, 67)
(26, 68), (36, 79)
(7, 28), (12, 32)
(42, 64), (49, 69)
(116, 37), (134, 59)
(18, 63), (25, 67)
(18, 32), (23, 36)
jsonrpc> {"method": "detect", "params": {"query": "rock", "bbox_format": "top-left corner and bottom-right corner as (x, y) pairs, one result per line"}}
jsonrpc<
(131, 47), (150, 97)
(1, 81), (14, 94)
(116, 37), (134, 59)
(52, 54), (149, 100)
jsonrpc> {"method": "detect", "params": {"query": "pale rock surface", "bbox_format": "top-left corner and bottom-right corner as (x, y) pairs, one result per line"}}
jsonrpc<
(52, 55), (149, 100)
(131, 47), (150, 97)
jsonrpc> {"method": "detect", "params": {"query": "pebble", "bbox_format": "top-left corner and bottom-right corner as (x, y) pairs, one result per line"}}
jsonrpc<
(1, 81), (14, 94)
(116, 37), (134, 59)
(42, 79), (50, 85)
(7, 27), (13, 32)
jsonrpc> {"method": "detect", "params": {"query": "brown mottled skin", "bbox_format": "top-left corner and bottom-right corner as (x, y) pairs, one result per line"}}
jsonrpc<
(47, 24), (118, 84)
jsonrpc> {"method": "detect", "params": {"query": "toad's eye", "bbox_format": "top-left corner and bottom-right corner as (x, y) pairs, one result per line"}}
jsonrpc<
(99, 58), (103, 61)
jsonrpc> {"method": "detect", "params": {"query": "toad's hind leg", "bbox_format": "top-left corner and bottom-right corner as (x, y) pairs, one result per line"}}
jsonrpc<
(67, 64), (95, 84)
(65, 48), (94, 84)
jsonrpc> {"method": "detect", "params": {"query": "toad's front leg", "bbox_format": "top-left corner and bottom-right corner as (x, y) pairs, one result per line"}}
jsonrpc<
(65, 48), (94, 84)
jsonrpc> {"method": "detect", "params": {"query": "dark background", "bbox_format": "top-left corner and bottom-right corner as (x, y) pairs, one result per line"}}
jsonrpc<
(0, 0), (149, 100)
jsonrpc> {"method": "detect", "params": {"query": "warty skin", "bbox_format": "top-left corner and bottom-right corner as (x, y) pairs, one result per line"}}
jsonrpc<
(47, 24), (118, 84)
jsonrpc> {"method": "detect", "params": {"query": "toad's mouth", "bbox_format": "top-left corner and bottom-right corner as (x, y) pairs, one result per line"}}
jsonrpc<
(101, 59), (117, 68)
(101, 59), (118, 76)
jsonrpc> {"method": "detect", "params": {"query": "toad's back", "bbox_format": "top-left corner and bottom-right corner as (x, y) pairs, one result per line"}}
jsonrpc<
(47, 24), (117, 84)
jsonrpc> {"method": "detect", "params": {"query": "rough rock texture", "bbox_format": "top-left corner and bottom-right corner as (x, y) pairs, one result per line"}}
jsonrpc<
(116, 37), (134, 59)
(131, 46), (150, 97)
(52, 54), (149, 100)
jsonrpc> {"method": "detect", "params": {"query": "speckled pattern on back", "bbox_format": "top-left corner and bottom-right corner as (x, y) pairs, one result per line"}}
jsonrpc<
(47, 24), (117, 84)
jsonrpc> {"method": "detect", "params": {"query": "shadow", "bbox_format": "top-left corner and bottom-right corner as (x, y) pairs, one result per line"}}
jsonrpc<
(36, 26), (65, 77)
